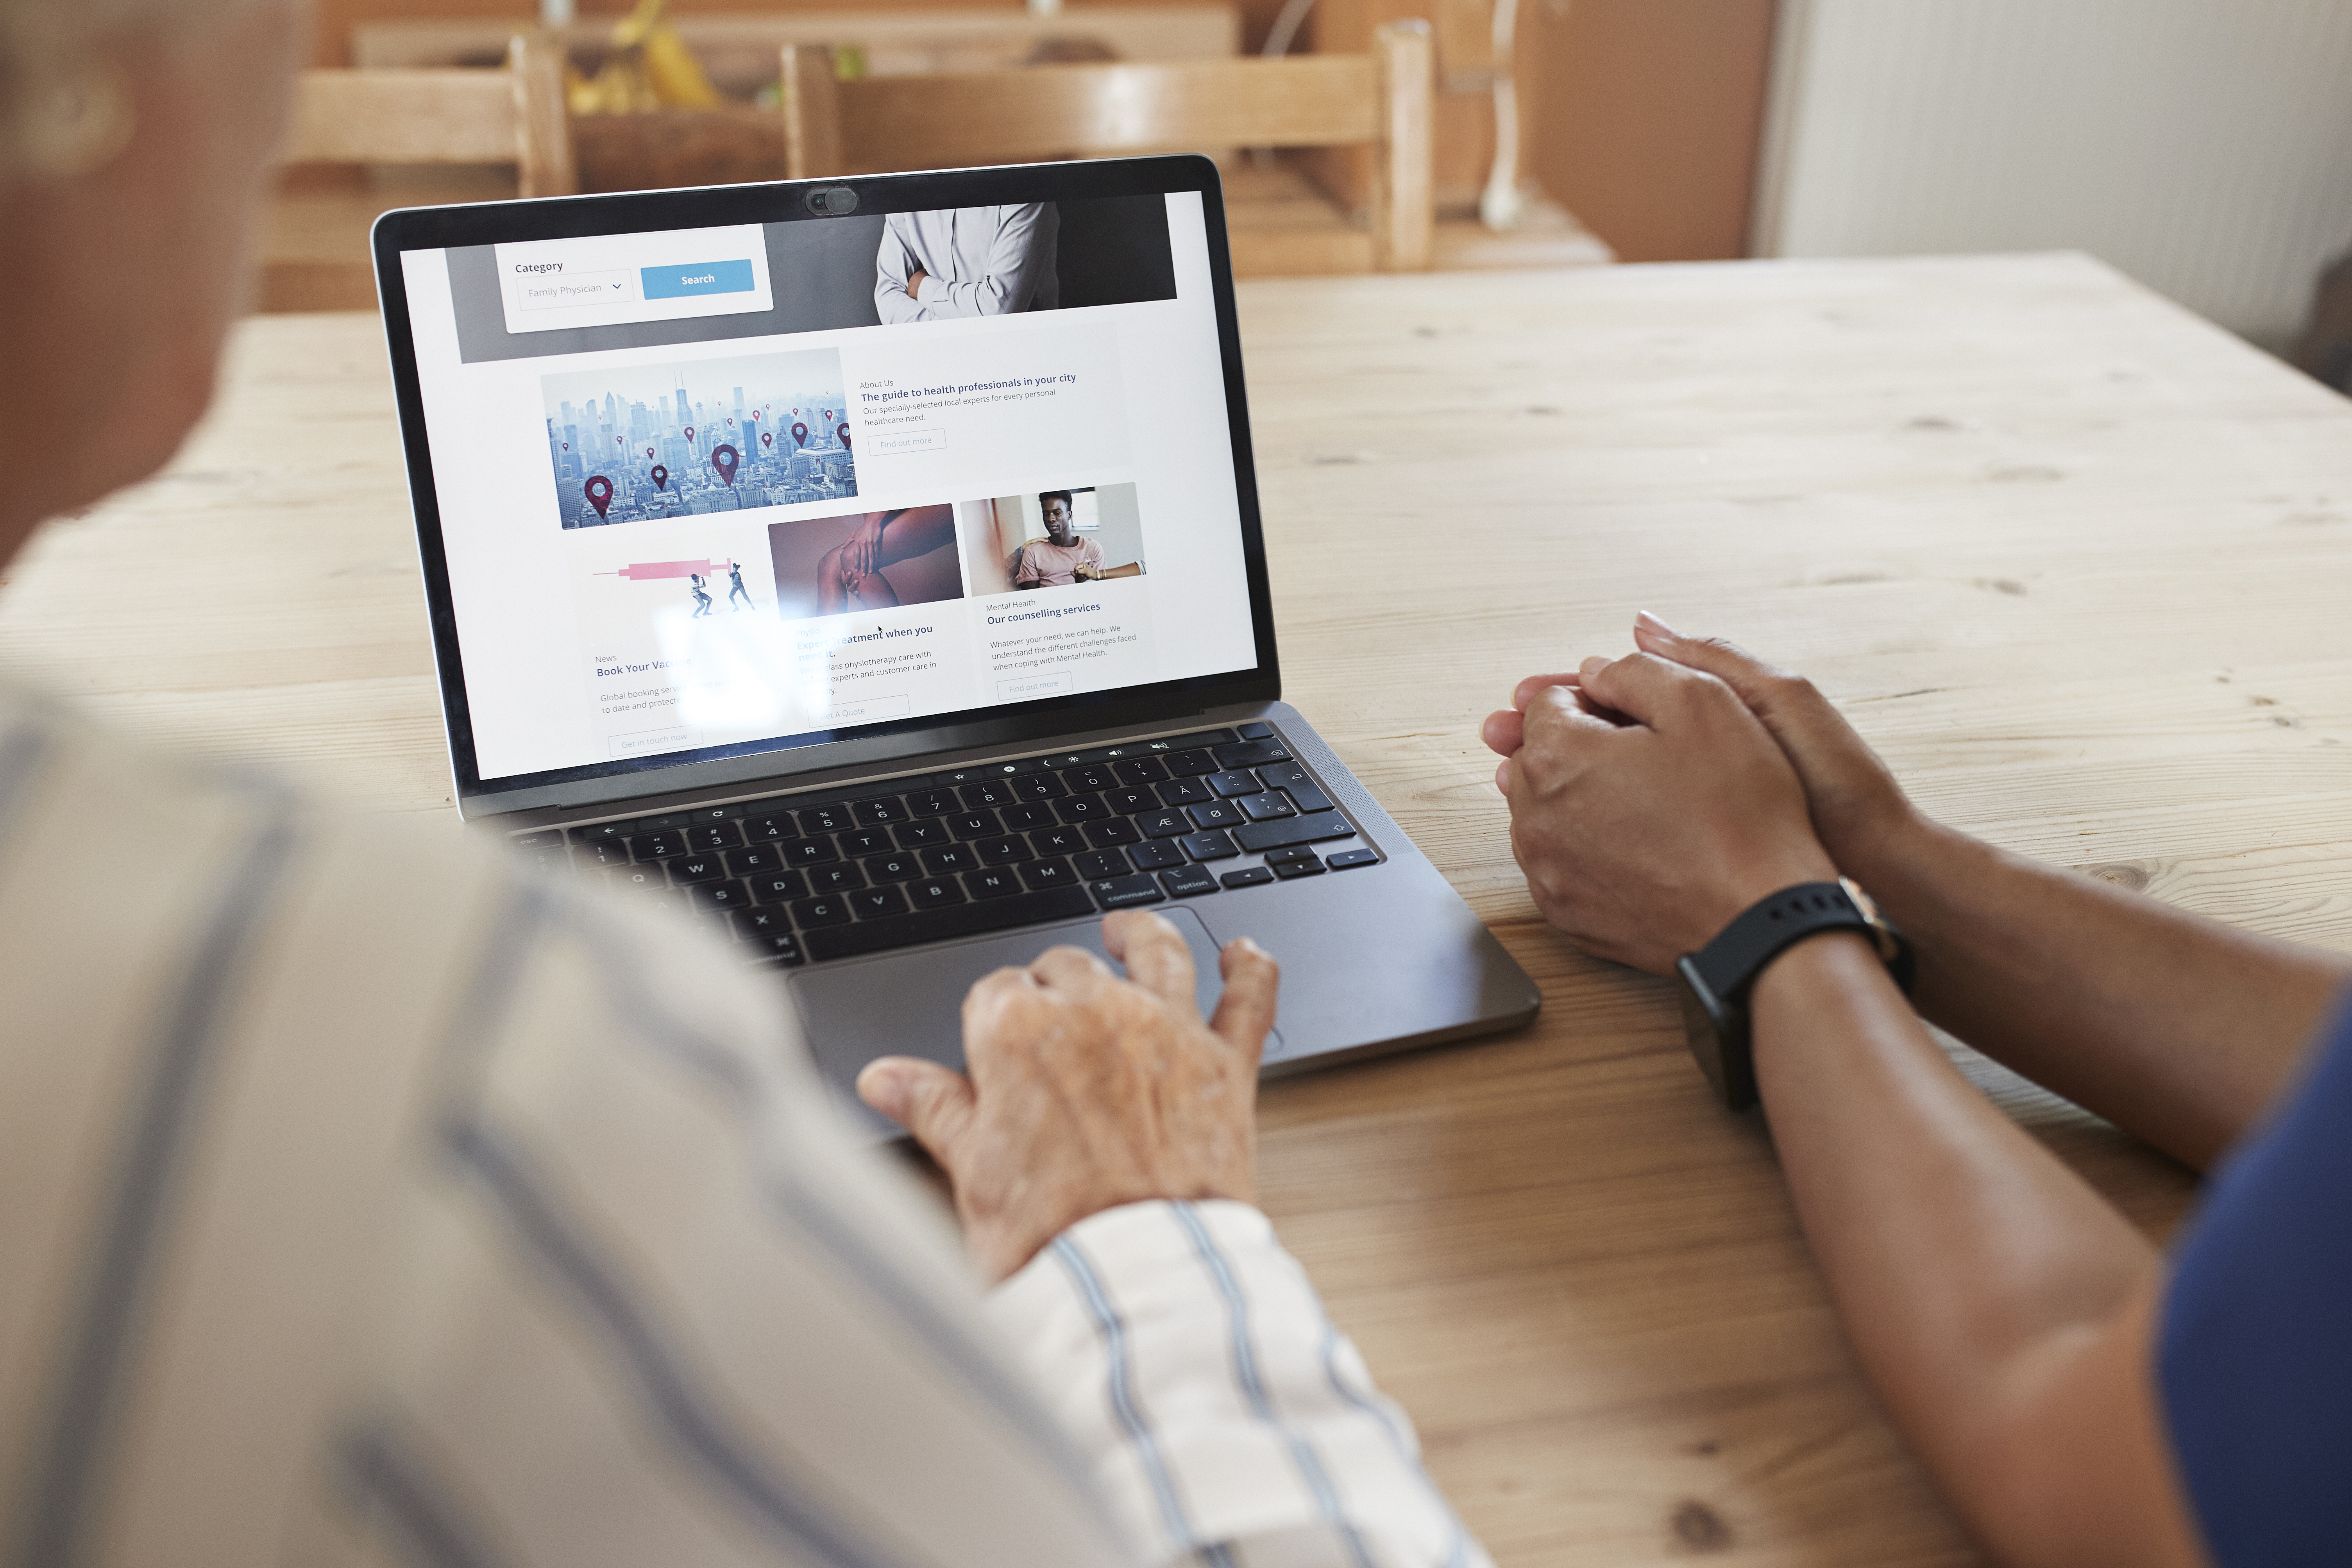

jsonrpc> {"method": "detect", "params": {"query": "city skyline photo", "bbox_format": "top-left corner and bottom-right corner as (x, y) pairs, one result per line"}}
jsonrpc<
(542, 347), (858, 529)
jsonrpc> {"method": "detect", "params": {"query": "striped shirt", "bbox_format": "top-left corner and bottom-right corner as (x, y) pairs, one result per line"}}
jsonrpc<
(0, 685), (1488, 1568)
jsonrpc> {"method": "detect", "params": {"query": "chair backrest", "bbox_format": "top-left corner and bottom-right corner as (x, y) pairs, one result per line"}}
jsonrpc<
(280, 33), (576, 198)
(782, 21), (1434, 270)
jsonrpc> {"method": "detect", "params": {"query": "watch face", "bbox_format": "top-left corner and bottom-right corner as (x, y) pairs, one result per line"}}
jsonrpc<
(1675, 958), (1735, 1105)
(1675, 955), (1758, 1110)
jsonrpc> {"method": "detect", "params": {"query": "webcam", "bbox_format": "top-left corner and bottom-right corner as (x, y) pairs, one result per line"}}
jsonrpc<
(805, 186), (859, 217)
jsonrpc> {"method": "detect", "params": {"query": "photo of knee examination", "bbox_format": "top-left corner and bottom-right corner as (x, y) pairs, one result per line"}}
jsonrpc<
(767, 504), (964, 618)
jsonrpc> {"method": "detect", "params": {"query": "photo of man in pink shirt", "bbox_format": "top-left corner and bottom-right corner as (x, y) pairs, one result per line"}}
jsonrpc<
(1013, 491), (1106, 588)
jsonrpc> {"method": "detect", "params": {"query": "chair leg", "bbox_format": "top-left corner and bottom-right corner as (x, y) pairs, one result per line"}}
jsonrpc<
(782, 44), (845, 181)
(1372, 20), (1435, 271)
(509, 31), (578, 198)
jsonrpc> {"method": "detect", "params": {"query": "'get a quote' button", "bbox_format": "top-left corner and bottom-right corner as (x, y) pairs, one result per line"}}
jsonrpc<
(641, 259), (756, 300)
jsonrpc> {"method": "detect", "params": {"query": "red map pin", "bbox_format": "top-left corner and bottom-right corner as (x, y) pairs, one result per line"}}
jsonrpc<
(837, 424), (853, 450)
(792, 422), (808, 448)
(584, 475), (613, 519)
(711, 444), (739, 486)
(651, 464), (668, 490)
(823, 409), (834, 421)
(645, 446), (655, 459)
(684, 425), (695, 443)
(562, 441), (569, 450)
(760, 431), (773, 448)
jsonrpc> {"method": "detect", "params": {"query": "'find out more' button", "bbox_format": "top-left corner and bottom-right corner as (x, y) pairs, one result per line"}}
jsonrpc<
(641, 259), (756, 300)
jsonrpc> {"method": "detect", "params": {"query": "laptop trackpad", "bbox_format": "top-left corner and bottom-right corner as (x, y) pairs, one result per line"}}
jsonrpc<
(790, 909), (1278, 1131)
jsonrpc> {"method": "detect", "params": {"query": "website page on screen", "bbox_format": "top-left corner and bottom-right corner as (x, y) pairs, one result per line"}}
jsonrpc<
(396, 191), (1256, 785)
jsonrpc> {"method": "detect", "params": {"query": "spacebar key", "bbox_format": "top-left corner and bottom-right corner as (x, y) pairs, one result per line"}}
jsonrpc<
(800, 886), (1097, 961)
(1232, 810), (1357, 854)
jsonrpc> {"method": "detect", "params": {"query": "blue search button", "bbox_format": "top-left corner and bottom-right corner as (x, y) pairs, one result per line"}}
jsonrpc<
(641, 259), (756, 300)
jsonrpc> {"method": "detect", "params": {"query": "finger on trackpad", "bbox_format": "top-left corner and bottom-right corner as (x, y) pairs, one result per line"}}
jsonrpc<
(787, 908), (1270, 1137)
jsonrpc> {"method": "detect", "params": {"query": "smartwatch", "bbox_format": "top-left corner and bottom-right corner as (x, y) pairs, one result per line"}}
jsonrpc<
(1674, 877), (1915, 1110)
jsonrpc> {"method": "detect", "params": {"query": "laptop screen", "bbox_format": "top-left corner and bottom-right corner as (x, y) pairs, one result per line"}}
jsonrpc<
(388, 178), (1260, 794)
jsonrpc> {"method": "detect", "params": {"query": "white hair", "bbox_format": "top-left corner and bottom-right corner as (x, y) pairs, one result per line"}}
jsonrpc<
(0, 0), (247, 182)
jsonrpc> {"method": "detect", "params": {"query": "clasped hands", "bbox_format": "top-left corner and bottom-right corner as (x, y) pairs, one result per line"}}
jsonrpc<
(1481, 610), (1921, 974)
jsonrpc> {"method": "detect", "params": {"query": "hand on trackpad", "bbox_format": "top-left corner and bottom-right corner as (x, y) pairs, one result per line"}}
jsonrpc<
(789, 907), (1280, 1137)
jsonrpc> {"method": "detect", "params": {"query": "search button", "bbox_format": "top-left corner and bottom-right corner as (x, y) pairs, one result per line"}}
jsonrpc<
(641, 259), (756, 300)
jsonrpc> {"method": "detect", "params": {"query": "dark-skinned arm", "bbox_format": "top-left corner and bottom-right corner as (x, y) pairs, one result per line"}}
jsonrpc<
(1755, 935), (2202, 1568)
(1484, 651), (2209, 1568)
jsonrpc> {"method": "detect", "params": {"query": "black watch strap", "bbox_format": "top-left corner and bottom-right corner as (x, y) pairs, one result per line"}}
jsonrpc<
(1676, 878), (1915, 1111)
(1687, 880), (1909, 1006)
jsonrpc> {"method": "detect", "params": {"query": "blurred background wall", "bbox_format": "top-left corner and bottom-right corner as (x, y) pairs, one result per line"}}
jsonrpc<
(1753, 0), (2352, 351)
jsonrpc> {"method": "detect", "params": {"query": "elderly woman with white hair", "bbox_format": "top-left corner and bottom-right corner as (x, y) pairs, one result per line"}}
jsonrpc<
(0, 5), (1489, 1566)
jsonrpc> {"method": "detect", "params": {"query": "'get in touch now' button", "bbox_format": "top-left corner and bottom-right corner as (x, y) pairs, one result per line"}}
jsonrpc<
(641, 259), (756, 300)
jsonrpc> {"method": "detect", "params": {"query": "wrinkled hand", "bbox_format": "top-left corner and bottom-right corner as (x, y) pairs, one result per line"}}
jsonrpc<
(1626, 611), (1923, 880)
(856, 911), (1277, 1283)
(1481, 623), (1836, 973)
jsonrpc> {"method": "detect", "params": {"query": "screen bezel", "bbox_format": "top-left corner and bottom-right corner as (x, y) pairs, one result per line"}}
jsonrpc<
(371, 155), (1279, 819)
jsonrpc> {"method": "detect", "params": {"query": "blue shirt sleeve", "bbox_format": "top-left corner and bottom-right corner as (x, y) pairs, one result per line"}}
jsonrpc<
(2158, 991), (2352, 1566)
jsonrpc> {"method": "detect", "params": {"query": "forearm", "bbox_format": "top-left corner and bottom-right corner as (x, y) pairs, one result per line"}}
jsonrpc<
(993, 1200), (1486, 1568)
(1753, 935), (2178, 1559)
(874, 245), (924, 324)
(1843, 818), (2348, 1166)
(918, 279), (1009, 318)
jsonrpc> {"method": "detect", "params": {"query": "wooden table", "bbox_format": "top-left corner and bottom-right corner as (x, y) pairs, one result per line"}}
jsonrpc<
(10, 253), (2351, 1564)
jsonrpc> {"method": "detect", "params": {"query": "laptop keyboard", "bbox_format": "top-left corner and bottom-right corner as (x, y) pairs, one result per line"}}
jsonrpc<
(504, 722), (1381, 968)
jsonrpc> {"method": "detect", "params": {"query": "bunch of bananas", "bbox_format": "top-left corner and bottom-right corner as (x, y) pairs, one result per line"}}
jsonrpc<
(565, 0), (721, 115)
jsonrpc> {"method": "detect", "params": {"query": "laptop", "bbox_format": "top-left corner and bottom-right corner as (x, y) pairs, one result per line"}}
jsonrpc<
(372, 154), (1539, 1132)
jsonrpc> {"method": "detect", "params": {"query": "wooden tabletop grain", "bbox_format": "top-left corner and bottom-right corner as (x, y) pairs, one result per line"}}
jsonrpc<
(9, 252), (2350, 1565)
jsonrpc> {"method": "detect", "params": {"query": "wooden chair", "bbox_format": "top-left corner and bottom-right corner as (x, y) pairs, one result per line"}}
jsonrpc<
(259, 34), (574, 312)
(780, 21), (1435, 274)
(281, 34), (574, 195)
